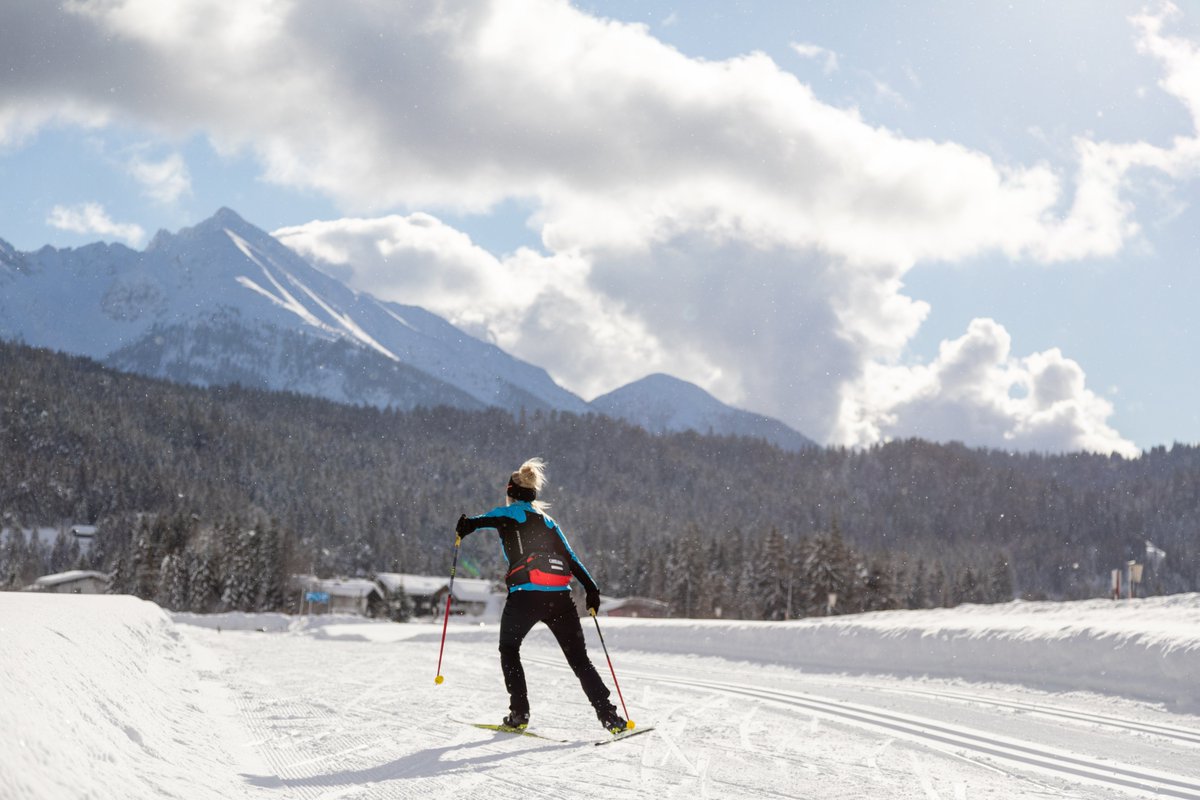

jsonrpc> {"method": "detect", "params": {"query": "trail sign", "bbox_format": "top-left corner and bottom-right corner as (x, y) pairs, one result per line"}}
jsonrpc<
(305, 591), (330, 603)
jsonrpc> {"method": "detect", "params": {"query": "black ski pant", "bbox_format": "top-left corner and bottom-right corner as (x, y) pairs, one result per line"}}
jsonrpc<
(498, 590), (611, 717)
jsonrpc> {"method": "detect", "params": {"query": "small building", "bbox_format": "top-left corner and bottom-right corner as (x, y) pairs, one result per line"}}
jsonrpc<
(431, 577), (504, 618)
(375, 573), (450, 617)
(375, 572), (506, 619)
(28, 570), (110, 595)
(293, 576), (386, 617)
(70, 525), (98, 549)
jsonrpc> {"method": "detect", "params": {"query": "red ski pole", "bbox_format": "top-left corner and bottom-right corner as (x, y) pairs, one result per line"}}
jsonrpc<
(590, 609), (635, 729)
(434, 535), (462, 685)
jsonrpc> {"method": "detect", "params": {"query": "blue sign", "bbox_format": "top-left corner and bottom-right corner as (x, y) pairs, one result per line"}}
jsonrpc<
(305, 591), (330, 603)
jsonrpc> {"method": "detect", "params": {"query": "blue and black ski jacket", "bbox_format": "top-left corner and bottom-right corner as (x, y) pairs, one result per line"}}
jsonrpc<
(458, 501), (599, 596)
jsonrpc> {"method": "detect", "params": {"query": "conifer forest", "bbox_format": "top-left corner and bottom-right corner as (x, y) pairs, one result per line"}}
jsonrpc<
(2, 340), (1197, 618)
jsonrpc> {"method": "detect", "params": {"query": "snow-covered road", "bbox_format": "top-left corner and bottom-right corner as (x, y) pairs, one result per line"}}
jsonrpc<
(5, 594), (1200, 800)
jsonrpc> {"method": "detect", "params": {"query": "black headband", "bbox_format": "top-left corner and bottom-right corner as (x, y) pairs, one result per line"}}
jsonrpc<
(506, 480), (536, 503)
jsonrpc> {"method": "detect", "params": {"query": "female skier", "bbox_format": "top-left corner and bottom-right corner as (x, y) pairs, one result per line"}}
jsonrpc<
(456, 457), (628, 734)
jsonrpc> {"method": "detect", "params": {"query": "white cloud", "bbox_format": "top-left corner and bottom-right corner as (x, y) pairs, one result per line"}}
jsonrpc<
(1023, 3), (1200, 264)
(7, 0), (1200, 453)
(869, 76), (907, 107)
(839, 319), (1137, 458)
(790, 42), (839, 74)
(46, 203), (145, 246)
(1134, 3), (1200, 129)
(127, 152), (191, 204)
(0, 0), (1103, 265)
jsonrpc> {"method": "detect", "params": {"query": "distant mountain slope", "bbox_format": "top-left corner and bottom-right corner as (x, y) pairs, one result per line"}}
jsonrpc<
(0, 209), (588, 415)
(591, 373), (815, 451)
(1, 209), (819, 446)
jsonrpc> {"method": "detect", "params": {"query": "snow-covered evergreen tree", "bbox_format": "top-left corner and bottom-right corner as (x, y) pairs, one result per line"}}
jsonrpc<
(131, 516), (164, 600)
(928, 561), (948, 607)
(156, 553), (188, 611)
(186, 550), (219, 613)
(904, 558), (929, 609)
(49, 531), (73, 573)
(108, 552), (133, 595)
(756, 528), (790, 621)
(664, 527), (704, 618)
(800, 524), (856, 616)
(859, 556), (897, 612)
(1, 528), (28, 588)
(988, 554), (1014, 602)
(221, 525), (259, 612)
(257, 521), (286, 612)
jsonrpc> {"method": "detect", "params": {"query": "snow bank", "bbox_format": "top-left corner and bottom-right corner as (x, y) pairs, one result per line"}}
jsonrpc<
(172, 610), (340, 632)
(595, 594), (1200, 711)
(0, 594), (264, 800)
(171, 610), (433, 641)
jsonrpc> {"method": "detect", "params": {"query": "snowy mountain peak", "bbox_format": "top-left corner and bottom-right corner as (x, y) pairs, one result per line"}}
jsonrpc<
(211, 206), (248, 226)
(150, 207), (272, 255)
(183, 206), (255, 236)
(593, 373), (815, 451)
(619, 373), (716, 403)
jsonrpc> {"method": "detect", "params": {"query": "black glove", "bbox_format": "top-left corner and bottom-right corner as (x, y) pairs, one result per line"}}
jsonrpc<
(585, 588), (600, 614)
(455, 514), (471, 536)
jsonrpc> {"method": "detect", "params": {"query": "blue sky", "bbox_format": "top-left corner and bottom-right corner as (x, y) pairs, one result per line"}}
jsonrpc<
(3, 0), (1199, 454)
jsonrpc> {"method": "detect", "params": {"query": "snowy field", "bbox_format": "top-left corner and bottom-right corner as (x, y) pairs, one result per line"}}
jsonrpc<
(3, 594), (1200, 799)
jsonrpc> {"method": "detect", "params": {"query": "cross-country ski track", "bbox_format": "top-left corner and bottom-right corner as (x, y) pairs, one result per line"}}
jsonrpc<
(158, 610), (1200, 799)
(4, 593), (1200, 800)
(625, 669), (1200, 799)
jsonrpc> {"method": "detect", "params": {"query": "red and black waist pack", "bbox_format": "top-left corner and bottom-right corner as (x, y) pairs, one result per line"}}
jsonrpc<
(507, 553), (571, 588)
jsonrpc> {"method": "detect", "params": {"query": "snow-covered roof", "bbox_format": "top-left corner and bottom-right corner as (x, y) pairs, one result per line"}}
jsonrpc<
(375, 573), (446, 595)
(299, 577), (381, 599)
(32, 570), (110, 588)
(602, 596), (669, 612)
(374, 573), (501, 603)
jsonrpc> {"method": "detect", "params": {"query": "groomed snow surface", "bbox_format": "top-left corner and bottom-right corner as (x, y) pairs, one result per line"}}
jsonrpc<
(3, 594), (1200, 799)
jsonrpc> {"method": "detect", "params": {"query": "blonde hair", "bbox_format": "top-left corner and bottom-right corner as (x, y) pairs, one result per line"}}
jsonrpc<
(509, 457), (550, 512)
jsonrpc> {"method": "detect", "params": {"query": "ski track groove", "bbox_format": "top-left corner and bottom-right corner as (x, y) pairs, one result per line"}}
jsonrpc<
(526, 651), (1200, 798)
(647, 673), (1200, 800)
(223, 662), (456, 800)
(524, 654), (823, 799)
(737, 703), (763, 754)
(909, 750), (943, 800)
(867, 738), (892, 780)
(230, 688), (327, 800)
(871, 685), (1200, 745)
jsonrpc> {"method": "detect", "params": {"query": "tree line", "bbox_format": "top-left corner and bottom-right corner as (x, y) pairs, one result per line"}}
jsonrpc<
(1, 339), (1195, 618)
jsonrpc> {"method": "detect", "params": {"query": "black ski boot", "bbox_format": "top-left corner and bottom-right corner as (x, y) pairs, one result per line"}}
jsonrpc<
(596, 704), (627, 734)
(501, 711), (529, 731)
